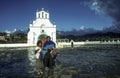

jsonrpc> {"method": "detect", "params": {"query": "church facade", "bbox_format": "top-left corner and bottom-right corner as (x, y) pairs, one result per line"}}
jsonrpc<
(27, 8), (56, 45)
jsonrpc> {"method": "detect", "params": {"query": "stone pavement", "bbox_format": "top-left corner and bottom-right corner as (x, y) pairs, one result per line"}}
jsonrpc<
(0, 46), (120, 78)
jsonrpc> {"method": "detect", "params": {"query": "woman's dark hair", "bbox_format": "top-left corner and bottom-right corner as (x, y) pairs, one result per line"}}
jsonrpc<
(46, 36), (51, 39)
(37, 40), (42, 47)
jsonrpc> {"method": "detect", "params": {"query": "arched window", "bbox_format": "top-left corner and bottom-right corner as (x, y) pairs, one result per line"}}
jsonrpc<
(45, 14), (47, 18)
(39, 13), (40, 18)
(33, 32), (35, 36)
(42, 30), (44, 33)
(42, 12), (44, 18)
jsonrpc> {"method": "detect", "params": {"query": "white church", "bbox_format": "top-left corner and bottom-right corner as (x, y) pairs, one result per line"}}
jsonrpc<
(27, 8), (56, 45)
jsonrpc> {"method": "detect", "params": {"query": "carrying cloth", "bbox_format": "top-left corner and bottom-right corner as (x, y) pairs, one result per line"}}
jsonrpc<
(42, 41), (56, 58)
(35, 47), (42, 59)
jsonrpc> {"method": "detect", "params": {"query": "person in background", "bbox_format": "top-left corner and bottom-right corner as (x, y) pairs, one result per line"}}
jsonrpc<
(71, 40), (74, 49)
(35, 40), (43, 75)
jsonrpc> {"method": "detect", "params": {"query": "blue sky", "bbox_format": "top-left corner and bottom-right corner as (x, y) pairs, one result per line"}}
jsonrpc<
(0, 0), (113, 32)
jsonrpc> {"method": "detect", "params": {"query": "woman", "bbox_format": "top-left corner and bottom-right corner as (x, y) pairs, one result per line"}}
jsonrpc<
(35, 40), (43, 75)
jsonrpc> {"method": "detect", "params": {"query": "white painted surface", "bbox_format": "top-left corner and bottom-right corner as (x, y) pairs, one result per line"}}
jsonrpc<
(0, 43), (35, 48)
(27, 8), (56, 45)
(0, 41), (120, 48)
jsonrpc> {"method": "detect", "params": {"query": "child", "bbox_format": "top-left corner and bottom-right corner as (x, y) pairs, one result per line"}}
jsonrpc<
(43, 48), (54, 69)
(35, 40), (43, 75)
(43, 48), (54, 76)
(50, 49), (59, 66)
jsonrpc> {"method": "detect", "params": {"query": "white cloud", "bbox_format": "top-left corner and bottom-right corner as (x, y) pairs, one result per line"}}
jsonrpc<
(92, 1), (98, 6)
(5, 30), (11, 33)
(83, 0), (104, 15)
(13, 28), (17, 32)
(80, 26), (85, 30)
(90, 1), (101, 14)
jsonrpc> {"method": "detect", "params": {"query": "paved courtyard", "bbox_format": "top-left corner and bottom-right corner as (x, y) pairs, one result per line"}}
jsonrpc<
(0, 45), (120, 78)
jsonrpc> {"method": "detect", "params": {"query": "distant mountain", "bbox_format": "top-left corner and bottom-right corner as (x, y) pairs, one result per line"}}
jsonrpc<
(60, 28), (99, 36)
(59, 27), (120, 37)
(12, 29), (27, 35)
(102, 26), (120, 33)
(60, 31), (120, 41)
(82, 32), (120, 38)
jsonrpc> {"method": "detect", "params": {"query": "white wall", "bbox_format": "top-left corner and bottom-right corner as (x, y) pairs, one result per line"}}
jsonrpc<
(0, 43), (35, 48)
(27, 9), (56, 45)
(0, 41), (120, 48)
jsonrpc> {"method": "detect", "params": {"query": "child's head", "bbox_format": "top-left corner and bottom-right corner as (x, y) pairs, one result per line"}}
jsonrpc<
(48, 48), (53, 53)
(37, 40), (42, 47)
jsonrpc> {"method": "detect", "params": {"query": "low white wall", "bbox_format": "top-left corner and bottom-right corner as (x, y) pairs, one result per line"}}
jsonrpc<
(57, 42), (85, 45)
(85, 41), (101, 44)
(0, 43), (35, 48)
(84, 41), (120, 44)
(56, 41), (120, 48)
(0, 41), (120, 48)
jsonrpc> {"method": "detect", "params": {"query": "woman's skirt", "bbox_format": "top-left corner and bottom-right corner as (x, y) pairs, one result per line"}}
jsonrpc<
(36, 59), (43, 69)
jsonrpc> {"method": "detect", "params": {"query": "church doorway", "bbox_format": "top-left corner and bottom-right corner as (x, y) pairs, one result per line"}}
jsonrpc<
(38, 34), (48, 47)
